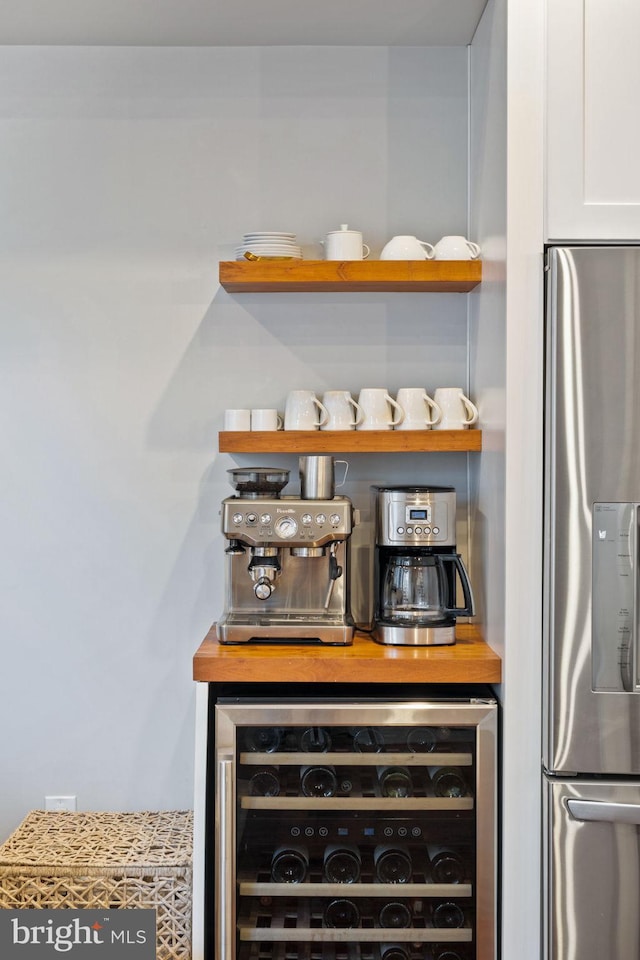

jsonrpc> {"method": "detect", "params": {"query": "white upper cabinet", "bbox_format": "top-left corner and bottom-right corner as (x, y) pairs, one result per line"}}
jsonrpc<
(546, 0), (640, 240)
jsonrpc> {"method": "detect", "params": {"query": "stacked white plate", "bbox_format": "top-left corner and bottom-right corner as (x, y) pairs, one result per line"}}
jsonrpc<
(235, 231), (303, 260)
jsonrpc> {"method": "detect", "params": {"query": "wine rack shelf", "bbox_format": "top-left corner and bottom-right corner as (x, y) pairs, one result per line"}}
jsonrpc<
(239, 881), (473, 898)
(240, 752), (472, 767)
(240, 930), (473, 944)
(241, 796), (474, 811)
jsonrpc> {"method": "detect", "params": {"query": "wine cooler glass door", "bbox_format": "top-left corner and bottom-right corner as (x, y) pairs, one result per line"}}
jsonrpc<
(214, 700), (497, 960)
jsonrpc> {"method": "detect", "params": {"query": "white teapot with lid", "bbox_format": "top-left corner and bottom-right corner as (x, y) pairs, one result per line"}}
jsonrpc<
(320, 224), (370, 260)
(380, 235), (435, 260)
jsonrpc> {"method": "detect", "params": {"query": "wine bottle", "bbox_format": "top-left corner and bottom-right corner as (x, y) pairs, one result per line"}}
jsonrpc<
(374, 844), (413, 884)
(378, 766), (413, 798)
(270, 844), (309, 883)
(431, 901), (465, 928)
(300, 764), (338, 797)
(323, 843), (361, 883)
(378, 901), (412, 928)
(380, 944), (409, 960)
(323, 898), (361, 928)
(245, 727), (283, 753)
(428, 846), (466, 884)
(299, 727), (332, 752)
(430, 766), (468, 798)
(431, 948), (466, 960)
(351, 727), (384, 753)
(406, 726), (437, 753)
(248, 766), (280, 797)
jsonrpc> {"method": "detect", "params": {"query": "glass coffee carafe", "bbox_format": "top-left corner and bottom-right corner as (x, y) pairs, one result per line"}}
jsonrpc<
(380, 551), (473, 625)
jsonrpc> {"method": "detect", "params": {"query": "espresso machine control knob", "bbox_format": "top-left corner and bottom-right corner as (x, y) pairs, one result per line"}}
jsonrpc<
(254, 578), (273, 600)
(275, 516), (298, 539)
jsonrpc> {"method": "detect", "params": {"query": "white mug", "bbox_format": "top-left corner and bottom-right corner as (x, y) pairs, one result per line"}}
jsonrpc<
(251, 408), (283, 431)
(321, 391), (364, 431)
(433, 235), (481, 260)
(320, 224), (370, 261)
(395, 388), (441, 430)
(357, 388), (404, 431)
(432, 387), (479, 430)
(380, 236), (435, 261)
(284, 390), (329, 431)
(224, 408), (251, 431)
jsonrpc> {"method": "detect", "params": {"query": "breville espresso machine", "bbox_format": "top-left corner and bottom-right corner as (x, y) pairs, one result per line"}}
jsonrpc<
(216, 464), (356, 644)
(372, 486), (474, 646)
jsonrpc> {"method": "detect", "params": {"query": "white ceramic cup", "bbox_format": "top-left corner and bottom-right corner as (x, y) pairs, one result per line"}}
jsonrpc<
(432, 235), (481, 260)
(224, 408), (251, 431)
(356, 388), (404, 430)
(321, 390), (364, 431)
(321, 224), (370, 261)
(432, 387), (479, 429)
(284, 390), (329, 431)
(251, 408), (283, 431)
(395, 388), (441, 430)
(380, 236), (435, 260)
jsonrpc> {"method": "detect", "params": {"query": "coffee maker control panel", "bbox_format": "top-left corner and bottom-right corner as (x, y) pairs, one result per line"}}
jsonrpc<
(222, 496), (354, 547)
(375, 487), (456, 547)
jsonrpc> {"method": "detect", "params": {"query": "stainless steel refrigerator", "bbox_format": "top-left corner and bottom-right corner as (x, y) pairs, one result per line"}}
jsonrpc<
(544, 245), (640, 959)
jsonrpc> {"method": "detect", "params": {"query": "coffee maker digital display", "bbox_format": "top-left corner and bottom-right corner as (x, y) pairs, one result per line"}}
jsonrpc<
(372, 486), (474, 646)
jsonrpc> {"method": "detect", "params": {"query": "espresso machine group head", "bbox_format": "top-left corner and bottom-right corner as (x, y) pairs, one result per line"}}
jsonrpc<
(216, 466), (356, 644)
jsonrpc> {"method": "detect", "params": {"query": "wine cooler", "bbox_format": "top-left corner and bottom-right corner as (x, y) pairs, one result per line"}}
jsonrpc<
(208, 693), (497, 960)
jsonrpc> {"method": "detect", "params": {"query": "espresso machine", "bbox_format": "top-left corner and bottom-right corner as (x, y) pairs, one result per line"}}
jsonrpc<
(372, 486), (474, 646)
(216, 464), (356, 644)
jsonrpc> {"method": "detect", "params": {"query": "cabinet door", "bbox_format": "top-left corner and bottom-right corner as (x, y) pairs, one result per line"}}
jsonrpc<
(546, 0), (640, 240)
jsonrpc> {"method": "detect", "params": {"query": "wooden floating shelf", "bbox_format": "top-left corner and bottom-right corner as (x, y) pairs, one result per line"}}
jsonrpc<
(193, 624), (502, 685)
(219, 259), (482, 293)
(219, 429), (482, 454)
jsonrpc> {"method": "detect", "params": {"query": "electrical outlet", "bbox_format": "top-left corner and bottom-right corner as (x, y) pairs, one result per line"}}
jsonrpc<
(45, 795), (77, 812)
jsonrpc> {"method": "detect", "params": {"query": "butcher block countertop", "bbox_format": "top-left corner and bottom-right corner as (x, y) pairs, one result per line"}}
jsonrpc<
(193, 624), (501, 685)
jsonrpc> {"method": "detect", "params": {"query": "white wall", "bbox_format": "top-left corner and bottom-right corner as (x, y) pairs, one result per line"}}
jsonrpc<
(0, 44), (472, 840)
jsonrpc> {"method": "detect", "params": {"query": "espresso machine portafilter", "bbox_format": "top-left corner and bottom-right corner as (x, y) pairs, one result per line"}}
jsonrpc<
(216, 464), (357, 644)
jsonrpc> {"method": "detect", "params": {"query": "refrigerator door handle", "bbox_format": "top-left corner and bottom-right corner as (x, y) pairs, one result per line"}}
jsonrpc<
(215, 756), (235, 960)
(567, 798), (640, 825)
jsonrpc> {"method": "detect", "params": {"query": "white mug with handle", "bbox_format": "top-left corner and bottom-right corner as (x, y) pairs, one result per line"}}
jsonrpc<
(433, 236), (481, 261)
(380, 236), (435, 260)
(432, 387), (479, 430)
(251, 408), (283, 431)
(224, 408), (251, 431)
(395, 388), (441, 430)
(284, 390), (329, 431)
(321, 390), (364, 431)
(356, 388), (404, 430)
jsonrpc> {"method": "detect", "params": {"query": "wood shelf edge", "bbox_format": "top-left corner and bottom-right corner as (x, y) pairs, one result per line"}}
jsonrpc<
(218, 429), (482, 454)
(193, 625), (501, 685)
(219, 259), (482, 293)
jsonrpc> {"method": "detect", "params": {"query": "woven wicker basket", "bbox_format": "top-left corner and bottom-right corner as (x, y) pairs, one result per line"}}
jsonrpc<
(0, 810), (193, 960)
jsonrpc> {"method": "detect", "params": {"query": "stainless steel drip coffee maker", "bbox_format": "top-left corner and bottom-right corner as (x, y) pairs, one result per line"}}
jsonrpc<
(216, 459), (356, 644)
(372, 486), (474, 646)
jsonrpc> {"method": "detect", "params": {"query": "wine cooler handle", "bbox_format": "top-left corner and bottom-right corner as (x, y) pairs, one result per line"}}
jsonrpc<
(567, 798), (640, 825)
(216, 757), (235, 960)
